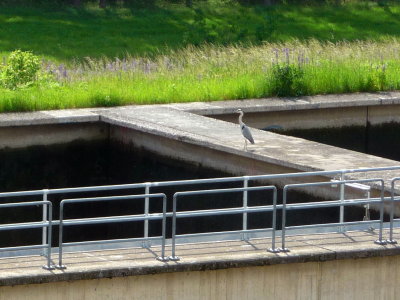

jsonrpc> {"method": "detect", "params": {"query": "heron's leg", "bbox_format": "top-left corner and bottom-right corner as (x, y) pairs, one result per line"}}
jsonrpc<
(244, 139), (247, 151)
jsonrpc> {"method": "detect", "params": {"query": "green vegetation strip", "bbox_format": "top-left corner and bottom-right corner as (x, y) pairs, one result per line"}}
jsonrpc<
(1, 2), (400, 111)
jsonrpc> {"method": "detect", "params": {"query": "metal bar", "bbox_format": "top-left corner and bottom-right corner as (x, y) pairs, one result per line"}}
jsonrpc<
(170, 185), (277, 260)
(44, 203), (54, 270)
(144, 183), (150, 247)
(388, 177), (400, 244)
(57, 193), (166, 269)
(157, 194), (168, 261)
(42, 189), (48, 256)
(285, 199), (383, 210)
(175, 206), (275, 218)
(281, 178), (385, 251)
(61, 214), (165, 226)
(242, 177), (249, 238)
(285, 219), (381, 232)
(0, 222), (50, 231)
(0, 166), (398, 201)
(61, 236), (163, 247)
(375, 181), (386, 245)
(269, 188), (278, 253)
(339, 172), (345, 226)
(0, 201), (53, 269)
(170, 193), (178, 261)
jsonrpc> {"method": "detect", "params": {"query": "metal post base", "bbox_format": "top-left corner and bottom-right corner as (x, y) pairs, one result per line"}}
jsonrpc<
(374, 240), (387, 245)
(278, 248), (290, 252)
(267, 248), (280, 253)
(42, 265), (55, 270)
(169, 256), (180, 261)
(55, 265), (67, 270)
(386, 239), (398, 245)
(156, 256), (169, 262)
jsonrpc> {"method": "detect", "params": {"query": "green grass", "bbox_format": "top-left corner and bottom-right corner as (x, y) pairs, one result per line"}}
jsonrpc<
(1, 40), (400, 112)
(2, 2), (400, 112)
(1, 2), (400, 61)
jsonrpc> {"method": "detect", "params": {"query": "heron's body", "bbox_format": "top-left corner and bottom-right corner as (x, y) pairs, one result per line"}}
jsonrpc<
(236, 109), (255, 150)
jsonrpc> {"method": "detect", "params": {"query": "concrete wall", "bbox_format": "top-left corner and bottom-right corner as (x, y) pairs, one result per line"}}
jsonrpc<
(0, 122), (108, 149)
(1, 255), (399, 300)
(212, 104), (400, 130)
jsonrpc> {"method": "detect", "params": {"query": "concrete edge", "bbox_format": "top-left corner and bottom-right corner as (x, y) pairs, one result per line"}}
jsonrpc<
(1, 246), (400, 287)
(0, 110), (100, 127)
(99, 113), (324, 175)
(0, 92), (400, 127)
(168, 93), (400, 115)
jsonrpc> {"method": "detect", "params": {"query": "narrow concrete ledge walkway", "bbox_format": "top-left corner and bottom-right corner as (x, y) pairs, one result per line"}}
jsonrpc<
(1, 228), (400, 286)
(0, 92), (399, 190)
(100, 105), (400, 188)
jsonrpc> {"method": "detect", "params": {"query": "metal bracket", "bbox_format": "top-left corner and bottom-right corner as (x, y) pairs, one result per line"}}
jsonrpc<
(168, 256), (180, 261)
(278, 248), (290, 252)
(42, 265), (55, 270)
(386, 239), (398, 245)
(156, 256), (169, 262)
(267, 248), (280, 253)
(374, 239), (387, 245)
(55, 265), (67, 270)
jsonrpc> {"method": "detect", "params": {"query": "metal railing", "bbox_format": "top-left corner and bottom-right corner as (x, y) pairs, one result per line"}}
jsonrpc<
(57, 193), (168, 268)
(0, 201), (53, 270)
(279, 178), (386, 252)
(169, 185), (278, 260)
(0, 165), (400, 269)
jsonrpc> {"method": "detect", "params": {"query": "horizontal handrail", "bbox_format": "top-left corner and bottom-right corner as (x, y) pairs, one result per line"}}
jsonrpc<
(170, 185), (278, 259)
(57, 193), (167, 269)
(0, 166), (398, 201)
(0, 201), (53, 270)
(280, 178), (385, 251)
(2, 167), (400, 270)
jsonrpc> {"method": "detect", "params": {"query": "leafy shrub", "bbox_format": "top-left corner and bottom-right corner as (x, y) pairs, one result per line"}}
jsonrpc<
(0, 50), (41, 89)
(270, 63), (308, 97)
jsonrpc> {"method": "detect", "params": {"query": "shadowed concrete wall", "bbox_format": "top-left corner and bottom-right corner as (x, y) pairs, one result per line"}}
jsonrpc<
(1, 255), (399, 300)
(211, 104), (400, 130)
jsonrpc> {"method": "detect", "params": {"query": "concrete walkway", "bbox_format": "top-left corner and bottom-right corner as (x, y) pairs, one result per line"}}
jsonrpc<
(1, 228), (399, 286)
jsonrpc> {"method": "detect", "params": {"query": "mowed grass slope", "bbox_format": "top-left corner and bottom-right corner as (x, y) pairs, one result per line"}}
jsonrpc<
(1, 1), (400, 112)
(1, 2), (400, 61)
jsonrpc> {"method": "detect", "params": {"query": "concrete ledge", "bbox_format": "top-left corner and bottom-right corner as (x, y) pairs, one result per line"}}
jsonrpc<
(1, 229), (400, 287)
(171, 91), (400, 115)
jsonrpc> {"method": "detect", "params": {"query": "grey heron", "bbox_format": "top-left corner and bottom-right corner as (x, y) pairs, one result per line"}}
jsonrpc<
(236, 109), (255, 150)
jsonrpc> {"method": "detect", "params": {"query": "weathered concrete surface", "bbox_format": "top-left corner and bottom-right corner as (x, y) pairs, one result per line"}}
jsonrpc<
(3, 257), (400, 299)
(0, 229), (400, 299)
(1, 93), (400, 297)
(0, 92), (400, 193)
(102, 105), (400, 197)
(173, 91), (400, 130)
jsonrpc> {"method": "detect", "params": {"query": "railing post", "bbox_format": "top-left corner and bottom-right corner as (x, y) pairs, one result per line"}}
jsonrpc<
(43, 202), (54, 270)
(169, 194), (180, 261)
(242, 177), (249, 241)
(56, 201), (66, 269)
(268, 187), (279, 253)
(157, 195), (168, 261)
(143, 183), (151, 248)
(375, 180), (387, 245)
(42, 189), (49, 256)
(280, 186), (289, 252)
(339, 172), (345, 231)
(387, 179), (398, 244)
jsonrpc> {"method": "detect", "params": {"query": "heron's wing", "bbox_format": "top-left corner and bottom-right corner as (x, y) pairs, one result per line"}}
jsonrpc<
(241, 124), (255, 144)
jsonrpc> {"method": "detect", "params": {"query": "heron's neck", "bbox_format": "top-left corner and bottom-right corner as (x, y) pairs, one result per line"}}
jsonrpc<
(238, 112), (244, 125)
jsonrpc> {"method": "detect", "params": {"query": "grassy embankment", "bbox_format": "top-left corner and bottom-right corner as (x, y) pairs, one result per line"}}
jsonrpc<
(1, 2), (400, 111)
